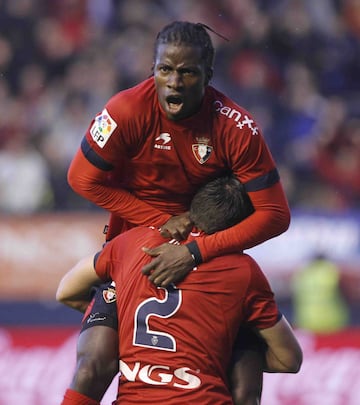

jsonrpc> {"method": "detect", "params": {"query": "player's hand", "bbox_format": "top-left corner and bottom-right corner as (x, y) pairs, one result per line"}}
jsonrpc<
(141, 243), (195, 287)
(159, 212), (193, 241)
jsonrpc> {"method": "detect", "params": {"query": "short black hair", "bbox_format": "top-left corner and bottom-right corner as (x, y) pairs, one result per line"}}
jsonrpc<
(189, 176), (254, 234)
(154, 21), (215, 77)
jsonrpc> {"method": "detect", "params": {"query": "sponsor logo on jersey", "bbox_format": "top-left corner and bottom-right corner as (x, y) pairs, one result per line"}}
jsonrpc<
(213, 100), (259, 135)
(120, 360), (202, 389)
(90, 108), (117, 148)
(192, 137), (212, 164)
(154, 133), (172, 150)
(103, 286), (116, 303)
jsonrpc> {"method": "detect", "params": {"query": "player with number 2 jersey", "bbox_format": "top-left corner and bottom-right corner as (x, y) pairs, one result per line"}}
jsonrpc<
(94, 226), (280, 404)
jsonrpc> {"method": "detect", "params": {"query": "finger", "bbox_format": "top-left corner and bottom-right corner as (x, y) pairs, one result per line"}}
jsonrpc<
(142, 247), (159, 257)
(142, 260), (158, 275)
(150, 272), (169, 287)
(170, 231), (184, 241)
(159, 228), (171, 238)
(160, 275), (175, 288)
(147, 265), (168, 285)
(178, 228), (190, 240)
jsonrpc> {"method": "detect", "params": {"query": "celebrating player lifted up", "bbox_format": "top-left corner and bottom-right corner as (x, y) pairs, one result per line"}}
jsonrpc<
(66, 21), (291, 404)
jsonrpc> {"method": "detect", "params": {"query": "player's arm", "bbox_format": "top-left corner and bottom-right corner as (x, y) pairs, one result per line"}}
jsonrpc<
(241, 261), (302, 374)
(56, 254), (103, 313)
(142, 181), (290, 287)
(68, 147), (172, 228)
(196, 180), (290, 262)
(256, 315), (303, 373)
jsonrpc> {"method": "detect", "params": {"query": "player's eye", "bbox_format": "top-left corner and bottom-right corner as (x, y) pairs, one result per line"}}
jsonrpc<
(159, 65), (171, 73)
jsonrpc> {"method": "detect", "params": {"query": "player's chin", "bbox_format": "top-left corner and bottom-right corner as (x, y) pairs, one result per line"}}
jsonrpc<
(165, 104), (185, 120)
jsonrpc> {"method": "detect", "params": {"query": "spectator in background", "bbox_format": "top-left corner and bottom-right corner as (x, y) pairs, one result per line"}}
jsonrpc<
(41, 92), (94, 210)
(314, 117), (360, 209)
(0, 129), (52, 213)
(291, 252), (350, 334)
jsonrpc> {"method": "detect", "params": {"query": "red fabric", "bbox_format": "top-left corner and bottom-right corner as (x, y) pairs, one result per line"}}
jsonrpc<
(68, 76), (290, 254)
(61, 388), (100, 405)
(197, 182), (290, 261)
(95, 227), (279, 404)
(68, 149), (171, 230)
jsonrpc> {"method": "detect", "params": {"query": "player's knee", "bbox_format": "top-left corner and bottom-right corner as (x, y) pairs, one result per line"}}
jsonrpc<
(72, 356), (99, 387)
(74, 327), (119, 386)
(75, 351), (118, 383)
(70, 354), (119, 400)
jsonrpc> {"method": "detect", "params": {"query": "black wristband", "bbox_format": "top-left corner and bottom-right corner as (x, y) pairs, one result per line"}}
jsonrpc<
(185, 240), (203, 265)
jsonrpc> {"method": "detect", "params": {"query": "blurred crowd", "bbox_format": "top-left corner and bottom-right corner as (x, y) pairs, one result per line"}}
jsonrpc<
(0, 0), (359, 214)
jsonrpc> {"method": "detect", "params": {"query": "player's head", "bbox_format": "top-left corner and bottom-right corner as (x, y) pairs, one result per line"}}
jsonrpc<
(189, 175), (254, 235)
(153, 21), (214, 121)
(154, 21), (215, 80)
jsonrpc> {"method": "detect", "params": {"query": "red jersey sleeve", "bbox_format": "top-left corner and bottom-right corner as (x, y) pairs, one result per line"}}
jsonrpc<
(68, 148), (171, 228)
(67, 79), (172, 229)
(93, 243), (112, 281)
(242, 256), (280, 329)
(196, 181), (290, 262)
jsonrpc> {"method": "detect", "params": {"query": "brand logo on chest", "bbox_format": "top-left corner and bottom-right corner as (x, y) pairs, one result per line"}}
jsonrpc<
(154, 133), (172, 150)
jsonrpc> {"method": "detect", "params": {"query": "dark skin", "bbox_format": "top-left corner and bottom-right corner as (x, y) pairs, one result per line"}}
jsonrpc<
(142, 43), (212, 286)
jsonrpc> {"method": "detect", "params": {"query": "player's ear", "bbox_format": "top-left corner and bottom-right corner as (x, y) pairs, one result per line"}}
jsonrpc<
(205, 68), (213, 85)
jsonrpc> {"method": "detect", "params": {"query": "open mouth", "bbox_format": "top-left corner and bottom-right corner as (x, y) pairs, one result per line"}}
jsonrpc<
(166, 95), (184, 114)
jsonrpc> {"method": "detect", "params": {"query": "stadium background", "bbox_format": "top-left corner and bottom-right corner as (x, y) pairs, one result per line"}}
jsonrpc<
(0, 0), (359, 404)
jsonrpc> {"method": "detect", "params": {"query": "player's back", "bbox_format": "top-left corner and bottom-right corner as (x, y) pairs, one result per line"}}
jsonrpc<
(108, 227), (258, 404)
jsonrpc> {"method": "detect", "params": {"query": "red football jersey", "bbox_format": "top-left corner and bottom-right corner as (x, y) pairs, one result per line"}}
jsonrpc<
(69, 77), (290, 258)
(95, 226), (279, 404)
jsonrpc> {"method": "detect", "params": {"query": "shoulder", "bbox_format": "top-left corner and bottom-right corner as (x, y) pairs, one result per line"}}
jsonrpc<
(198, 253), (253, 284)
(116, 226), (165, 249)
(243, 254), (273, 291)
(106, 77), (157, 119)
(206, 86), (262, 137)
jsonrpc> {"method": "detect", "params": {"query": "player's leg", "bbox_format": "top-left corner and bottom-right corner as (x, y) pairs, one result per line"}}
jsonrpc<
(62, 282), (119, 403)
(229, 327), (265, 405)
(230, 350), (263, 405)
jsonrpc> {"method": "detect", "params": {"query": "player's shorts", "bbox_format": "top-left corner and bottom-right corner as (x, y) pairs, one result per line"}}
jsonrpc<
(80, 281), (118, 333)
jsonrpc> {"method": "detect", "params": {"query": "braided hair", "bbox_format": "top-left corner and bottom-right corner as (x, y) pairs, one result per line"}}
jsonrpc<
(154, 21), (215, 77)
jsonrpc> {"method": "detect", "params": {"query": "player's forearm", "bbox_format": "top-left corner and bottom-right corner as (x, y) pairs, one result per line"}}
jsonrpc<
(67, 149), (171, 227)
(56, 280), (92, 313)
(56, 255), (100, 312)
(57, 297), (90, 313)
(195, 183), (290, 262)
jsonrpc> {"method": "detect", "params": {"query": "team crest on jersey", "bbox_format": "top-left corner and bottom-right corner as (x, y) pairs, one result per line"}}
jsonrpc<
(103, 286), (116, 303)
(192, 137), (212, 164)
(90, 108), (117, 148)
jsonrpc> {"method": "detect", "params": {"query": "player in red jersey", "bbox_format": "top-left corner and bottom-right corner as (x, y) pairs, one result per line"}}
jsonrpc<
(66, 21), (291, 404)
(58, 176), (301, 405)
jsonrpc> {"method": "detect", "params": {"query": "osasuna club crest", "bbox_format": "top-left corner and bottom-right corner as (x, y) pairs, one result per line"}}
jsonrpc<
(192, 143), (213, 164)
(103, 287), (116, 303)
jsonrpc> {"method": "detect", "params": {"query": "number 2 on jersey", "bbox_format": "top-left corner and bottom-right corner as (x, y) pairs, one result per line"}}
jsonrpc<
(133, 284), (182, 351)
